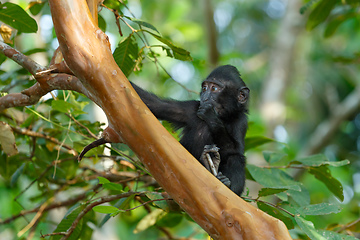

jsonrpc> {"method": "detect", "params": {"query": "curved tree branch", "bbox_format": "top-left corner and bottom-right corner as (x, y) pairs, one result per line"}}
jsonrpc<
(0, 74), (88, 111)
(0, 41), (45, 75)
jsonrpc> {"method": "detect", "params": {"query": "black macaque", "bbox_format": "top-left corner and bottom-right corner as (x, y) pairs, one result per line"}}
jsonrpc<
(131, 65), (249, 196)
(78, 65), (249, 196)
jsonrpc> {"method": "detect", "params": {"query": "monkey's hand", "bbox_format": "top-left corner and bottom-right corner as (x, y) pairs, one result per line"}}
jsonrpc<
(217, 172), (231, 188)
(197, 102), (218, 121)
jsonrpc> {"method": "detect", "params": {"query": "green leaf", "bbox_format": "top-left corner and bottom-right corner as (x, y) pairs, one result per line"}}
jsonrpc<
(286, 185), (310, 206)
(51, 100), (74, 113)
(146, 192), (170, 211)
(245, 136), (275, 151)
(300, 0), (321, 14)
(257, 202), (294, 230)
(308, 165), (344, 201)
(295, 216), (327, 240)
(333, 52), (360, 64)
(103, 182), (123, 192)
(51, 207), (84, 240)
(51, 99), (87, 115)
(306, 0), (338, 30)
(98, 14), (107, 32)
(290, 154), (349, 167)
(134, 209), (167, 233)
(0, 121), (18, 156)
(297, 203), (341, 216)
(28, 1), (46, 16)
(23, 48), (47, 55)
(247, 164), (301, 191)
(103, 0), (122, 10)
(144, 30), (192, 61)
(113, 35), (138, 77)
(0, 2), (38, 33)
(93, 205), (120, 214)
(97, 176), (110, 184)
(262, 151), (287, 164)
(119, 193), (135, 210)
(258, 188), (287, 197)
(324, 13), (355, 38)
(318, 230), (359, 240)
(98, 197), (129, 227)
(10, 162), (25, 187)
(156, 213), (183, 228)
(127, 17), (160, 33)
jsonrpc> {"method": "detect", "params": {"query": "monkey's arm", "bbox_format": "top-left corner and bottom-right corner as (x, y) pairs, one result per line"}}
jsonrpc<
(131, 82), (198, 128)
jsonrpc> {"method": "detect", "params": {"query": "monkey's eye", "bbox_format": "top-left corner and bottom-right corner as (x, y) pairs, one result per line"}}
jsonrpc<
(202, 85), (208, 92)
(211, 85), (218, 92)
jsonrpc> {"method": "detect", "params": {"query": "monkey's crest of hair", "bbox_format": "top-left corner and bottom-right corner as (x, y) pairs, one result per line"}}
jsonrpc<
(206, 65), (245, 88)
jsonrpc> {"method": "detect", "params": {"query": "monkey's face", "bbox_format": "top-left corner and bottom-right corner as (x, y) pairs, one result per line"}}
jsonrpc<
(199, 80), (224, 114)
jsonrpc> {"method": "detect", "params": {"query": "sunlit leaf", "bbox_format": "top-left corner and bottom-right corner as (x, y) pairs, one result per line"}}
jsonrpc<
(0, 2), (38, 33)
(146, 192), (170, 211)
(127, 17), (160, 33)
(156, 213), (183, 228)
(28, 1), (46, 15)
(290, 154), (349, 167)
(247, 164), (301, 191)
(93, 205), (120, 214)
(257, 202), (294, 230)
(318, 230), (359, 240)
(51, 207), (84, 240)
(295, 216), (327, 240)
(98, 197), (130, 227)
(258, 188), (287, 197)
(102, 182), (123, 192)
(0, 121), (18, 156)
(300, 0), (321, 14)
(262, 151), (287, 164)
(245, 136), (275, 151)
(113, 34), (138, 77)
(10, 162), (25, 187)
(297, 203), (341, 216)
(51, 99), (87, 115)
(97, 176), (110, 184)
(98, 14), (106, 32)
(144, 30), (192, 61)
(134, 209), (166, 233)
(324, 12), (357, 38)
(309, 165), (344, 201)
(306, 0), (337, 30)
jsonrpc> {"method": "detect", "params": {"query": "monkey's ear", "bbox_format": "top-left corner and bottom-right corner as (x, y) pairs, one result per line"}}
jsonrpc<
(238, 87), (249, 104)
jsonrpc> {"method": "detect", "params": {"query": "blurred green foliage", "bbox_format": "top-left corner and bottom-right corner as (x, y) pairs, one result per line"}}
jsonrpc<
(0, 0), (359, 239)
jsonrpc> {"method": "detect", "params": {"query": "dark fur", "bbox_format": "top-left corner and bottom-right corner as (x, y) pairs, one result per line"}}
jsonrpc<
(131, 65), (249, 196)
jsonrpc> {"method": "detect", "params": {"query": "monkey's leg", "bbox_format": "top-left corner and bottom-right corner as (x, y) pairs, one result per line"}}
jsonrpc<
(200, 145), (231, 188)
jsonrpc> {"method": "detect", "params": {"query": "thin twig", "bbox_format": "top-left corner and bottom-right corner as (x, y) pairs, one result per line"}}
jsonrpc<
(1, 185), (98, 224)
(0, 41), (45, 75)
(11, 126), (77, 155)
(17, 198), (52, 237)
(242, 196), (295, 217)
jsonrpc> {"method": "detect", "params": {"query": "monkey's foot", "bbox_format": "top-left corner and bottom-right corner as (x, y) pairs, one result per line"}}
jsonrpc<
(200, 144), (221, 175)
(217, 172), (231, 188)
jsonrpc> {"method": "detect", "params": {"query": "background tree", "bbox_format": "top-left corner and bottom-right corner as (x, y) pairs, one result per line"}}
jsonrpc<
(0, 0), (359, 239)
